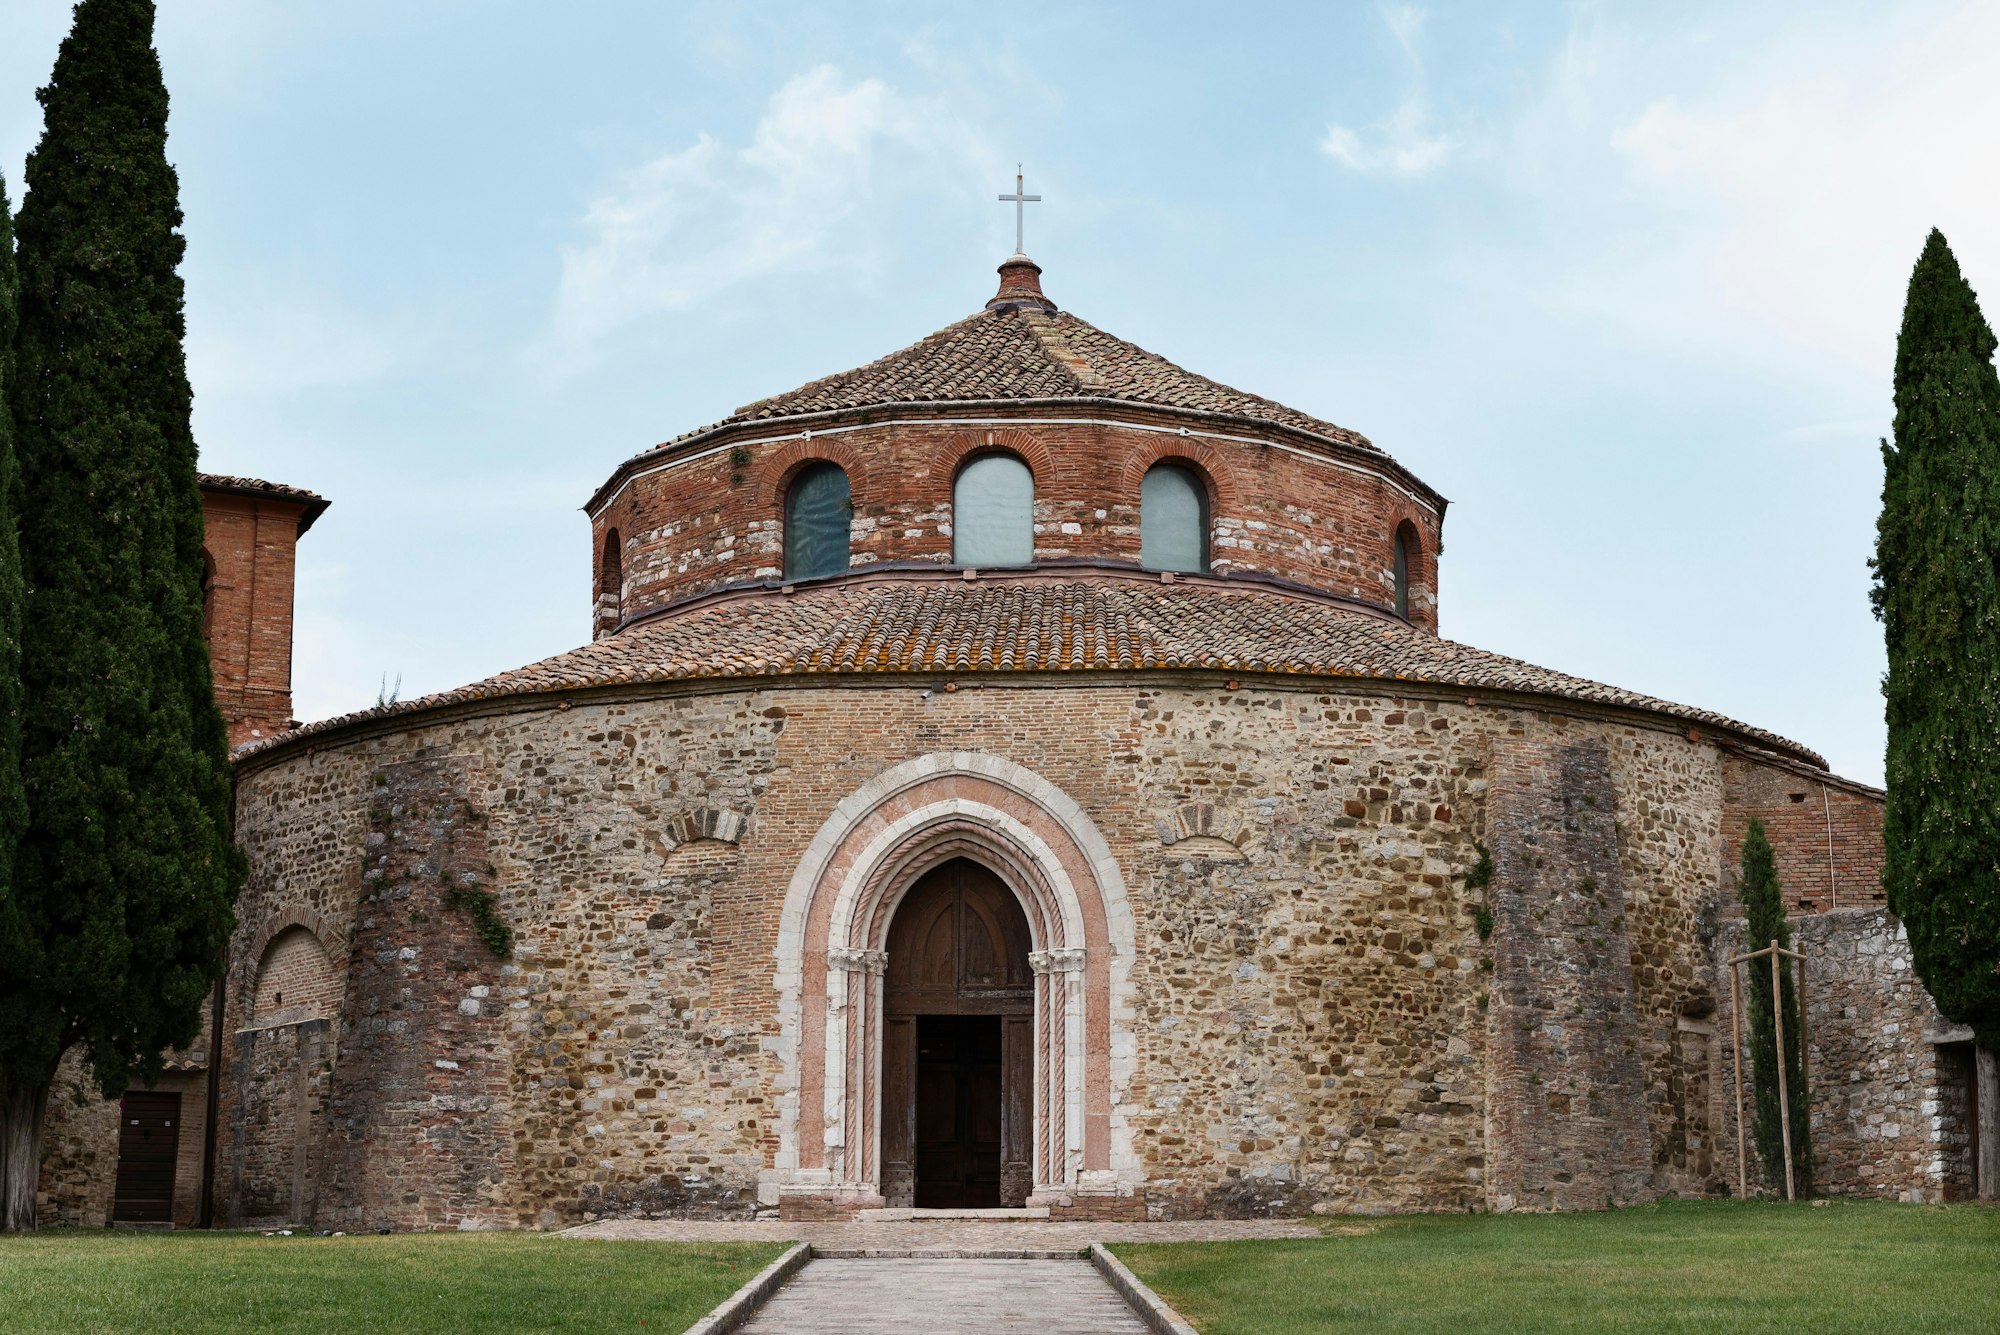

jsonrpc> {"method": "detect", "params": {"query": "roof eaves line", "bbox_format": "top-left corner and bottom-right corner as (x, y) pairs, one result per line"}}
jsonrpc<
(196, 478), (333, 535)
(234, 661), (1825, 776)
(584, 399), (1438, 519)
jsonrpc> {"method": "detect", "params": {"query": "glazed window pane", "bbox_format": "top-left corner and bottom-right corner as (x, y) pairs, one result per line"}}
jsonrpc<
(1141, 465), (1208, 574)
(785, 463), (852, 581)
(953, 455), (1034, 566)
(1393, 528), (1410, 618)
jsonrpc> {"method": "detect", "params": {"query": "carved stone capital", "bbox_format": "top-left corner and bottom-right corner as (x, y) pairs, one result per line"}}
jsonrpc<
(827, 947), (888, 975)
(1029, 947), (1087, 975)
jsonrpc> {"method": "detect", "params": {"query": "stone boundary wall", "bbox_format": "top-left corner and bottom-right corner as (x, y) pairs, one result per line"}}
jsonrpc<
(1714, 907), (1968, 1201)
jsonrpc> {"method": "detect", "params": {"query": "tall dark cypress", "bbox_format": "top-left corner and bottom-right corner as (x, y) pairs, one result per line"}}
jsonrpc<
(0, 175), (32, 1230)
(1872, 230), (2000, 1050)
(1, 0), (243, 1231)
(1736, 819), (1811, 1195)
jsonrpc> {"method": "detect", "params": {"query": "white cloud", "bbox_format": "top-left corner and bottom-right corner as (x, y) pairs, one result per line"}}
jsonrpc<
(1320, 5), (1455, 178)
(1553, 2), (2000, 380)
(546, 65), (986, 369)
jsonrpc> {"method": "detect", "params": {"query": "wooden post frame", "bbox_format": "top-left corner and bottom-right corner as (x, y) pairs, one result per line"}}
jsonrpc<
(1727, 939), (1809, 1201)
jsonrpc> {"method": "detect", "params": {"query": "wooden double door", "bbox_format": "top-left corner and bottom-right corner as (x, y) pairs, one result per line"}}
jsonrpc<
(882, 859), (1034, 1208)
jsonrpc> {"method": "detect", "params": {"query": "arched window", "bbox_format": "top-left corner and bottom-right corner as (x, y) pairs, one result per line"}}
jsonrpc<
(199, 549), (216, 643)
(1393, 523), (1415, 619)
(952, 454), (1033, 567)
(1140, 463), (1208, 574)
(784, 463), (852, 581)
(597, 529), (623, 632)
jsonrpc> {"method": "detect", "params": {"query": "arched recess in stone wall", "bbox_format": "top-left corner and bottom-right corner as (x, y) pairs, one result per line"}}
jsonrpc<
(770, 752), (1137, 1209)
(250, 925), (341, 1025)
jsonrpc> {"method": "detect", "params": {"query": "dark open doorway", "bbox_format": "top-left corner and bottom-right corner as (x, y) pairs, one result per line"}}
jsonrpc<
(915, 1015), (1003, 1207)
(882, 858), (1034, 1208)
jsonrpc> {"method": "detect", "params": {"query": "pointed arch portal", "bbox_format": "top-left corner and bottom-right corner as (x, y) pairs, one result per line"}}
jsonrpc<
(769, 753), (1137, 1214)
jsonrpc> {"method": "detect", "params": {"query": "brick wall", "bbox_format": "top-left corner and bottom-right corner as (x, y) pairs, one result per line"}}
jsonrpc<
(250, 927), (342, 1024)
(1483, 734), (1653, 1211)
(589, 413), (1443, 635)
(201, 488), (312, 747)
(1721, 749), (1885, 915)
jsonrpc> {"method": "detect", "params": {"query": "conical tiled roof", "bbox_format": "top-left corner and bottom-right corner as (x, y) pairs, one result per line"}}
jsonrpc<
(725, 277), (1373, 450)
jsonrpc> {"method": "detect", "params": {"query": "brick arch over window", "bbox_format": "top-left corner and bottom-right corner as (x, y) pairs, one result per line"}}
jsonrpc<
(932, 427), (1056, 484)
(758, 438), (870, 510)
(1115, 439), (1238, 513)
(771, 752), (1137, 1212)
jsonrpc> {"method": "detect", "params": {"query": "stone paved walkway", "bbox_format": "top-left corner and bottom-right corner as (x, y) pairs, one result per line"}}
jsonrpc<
(736, 1257), (1151, 1334)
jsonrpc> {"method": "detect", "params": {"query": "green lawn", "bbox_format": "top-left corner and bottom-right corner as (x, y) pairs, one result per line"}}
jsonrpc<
(1113, 1200), (2000, 1334)
(0, 1230), (785, 1335)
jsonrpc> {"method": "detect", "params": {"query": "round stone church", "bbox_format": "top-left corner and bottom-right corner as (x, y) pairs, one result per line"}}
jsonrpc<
(202, 250), (1929, 1231)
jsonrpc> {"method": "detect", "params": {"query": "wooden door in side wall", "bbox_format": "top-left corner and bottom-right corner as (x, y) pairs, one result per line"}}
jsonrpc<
(882, 858), (1034, 1208)
(113, 1091), (181, 1223)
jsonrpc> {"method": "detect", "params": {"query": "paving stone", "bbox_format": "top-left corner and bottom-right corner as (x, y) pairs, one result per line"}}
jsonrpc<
(737, 1258), (1149, 1334)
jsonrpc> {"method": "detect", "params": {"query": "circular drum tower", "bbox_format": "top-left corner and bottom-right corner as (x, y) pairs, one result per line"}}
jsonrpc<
(222, 252), (1852, 1228)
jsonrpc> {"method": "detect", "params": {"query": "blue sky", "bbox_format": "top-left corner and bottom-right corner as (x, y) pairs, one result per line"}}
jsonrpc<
(6, 1), (1997, 785)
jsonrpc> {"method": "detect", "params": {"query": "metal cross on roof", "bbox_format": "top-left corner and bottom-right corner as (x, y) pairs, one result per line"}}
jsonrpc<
(998, 164), (1041, 257)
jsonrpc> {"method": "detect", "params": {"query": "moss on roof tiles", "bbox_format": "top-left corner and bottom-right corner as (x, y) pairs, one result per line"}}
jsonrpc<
(252, 577), (1822, 766)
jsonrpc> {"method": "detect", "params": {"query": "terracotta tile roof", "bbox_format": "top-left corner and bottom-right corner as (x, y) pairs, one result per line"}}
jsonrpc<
(253, 576), (1824, 766)
(723, 307), (1375, 451)
(199, 472), (330, 534)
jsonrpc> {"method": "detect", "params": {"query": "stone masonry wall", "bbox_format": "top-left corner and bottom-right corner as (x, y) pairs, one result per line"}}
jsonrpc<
(1484, 734), (1652, 1211)
(38, 1053), (209, 1228)
(314, 756), (516, 1231)
(228, 677), (1773, 1226)
(1715, 907), (1959, 1201)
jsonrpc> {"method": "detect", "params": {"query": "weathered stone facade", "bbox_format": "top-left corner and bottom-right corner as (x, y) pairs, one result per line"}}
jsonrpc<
(42, 253), (1993, 1232)
(209, 672), (1945, 1228)
(1715, 907), (1985, 1202)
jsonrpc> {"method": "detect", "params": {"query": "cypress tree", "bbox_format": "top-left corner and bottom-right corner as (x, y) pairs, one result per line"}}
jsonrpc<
(1872, 230), (2000, 1049)
(0, 0), (243, 1231)
(0, 175), (31, 1229)
(1737, 819), (1811, 1195)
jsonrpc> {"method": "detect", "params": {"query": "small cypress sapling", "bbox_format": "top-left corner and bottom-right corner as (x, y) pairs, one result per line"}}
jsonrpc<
(1737, 818), (1811, 1195)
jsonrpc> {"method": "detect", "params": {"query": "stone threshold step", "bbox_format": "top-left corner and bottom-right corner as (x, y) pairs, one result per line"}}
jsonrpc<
(853, 1207), (1053, 1222)
(811, 1247), (1091, 1261)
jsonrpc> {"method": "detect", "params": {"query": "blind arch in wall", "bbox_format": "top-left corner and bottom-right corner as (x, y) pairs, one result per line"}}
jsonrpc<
(251, 926), (340, 1022)
(1140, 463), (1209, 574)
(952, 454), (1034, 567)
(785, 463), (852, 581)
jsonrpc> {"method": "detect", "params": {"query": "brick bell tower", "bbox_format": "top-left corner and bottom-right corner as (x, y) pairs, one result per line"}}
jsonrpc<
(198, 474), (328, 747)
